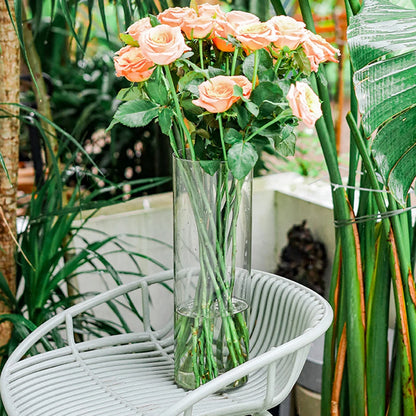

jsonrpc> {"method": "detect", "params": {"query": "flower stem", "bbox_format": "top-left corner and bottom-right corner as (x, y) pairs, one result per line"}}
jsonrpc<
(246, 108), (291, 142)
(199, 40), (204, 69)
(252, 49), (259, 87)
(217, 114), (228, 163)
(164, 65), (196, 160)
(231, 47), (239, 76)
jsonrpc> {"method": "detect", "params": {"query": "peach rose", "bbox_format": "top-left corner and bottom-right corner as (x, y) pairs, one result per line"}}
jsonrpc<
(286, 81), (322, 128)
(212, 10), (260, 52)
(114, 45), (155, 83)
(197, 3), (226, 20)
(236, 22), (278, 51)
(127, 17), (152, 42)
(268, 16), (308, 51)
(157, 7), (197, 28)
(182, 16), (216, 39)
(225, 10), (260, 35)
(302, 32), (340, 72)
(192, 75), (251, 113)
(139, 25), (192, 65)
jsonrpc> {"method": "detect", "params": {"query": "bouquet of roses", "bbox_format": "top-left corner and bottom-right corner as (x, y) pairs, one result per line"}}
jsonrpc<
(111, 2), (339, 390)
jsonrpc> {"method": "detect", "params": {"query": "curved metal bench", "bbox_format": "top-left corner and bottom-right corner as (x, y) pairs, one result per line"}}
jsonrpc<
(1, 270), (332, 416)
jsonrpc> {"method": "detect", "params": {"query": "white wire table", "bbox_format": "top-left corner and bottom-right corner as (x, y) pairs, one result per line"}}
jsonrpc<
(1, 270), (332, 416)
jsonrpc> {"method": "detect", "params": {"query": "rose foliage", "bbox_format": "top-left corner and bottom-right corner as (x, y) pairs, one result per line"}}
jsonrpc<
(111, 4), (339, 179)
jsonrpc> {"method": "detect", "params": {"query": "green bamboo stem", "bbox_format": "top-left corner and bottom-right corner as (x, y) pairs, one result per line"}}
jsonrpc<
(269, 0), (286, 16)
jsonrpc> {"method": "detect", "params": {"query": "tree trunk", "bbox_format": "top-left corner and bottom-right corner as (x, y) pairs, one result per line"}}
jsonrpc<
(0, 0), (20, 346)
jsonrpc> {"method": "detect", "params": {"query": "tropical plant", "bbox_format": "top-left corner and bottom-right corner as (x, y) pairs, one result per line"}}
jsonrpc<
(0, 128), (170, 415)
(268, 0), (416, 414)
(0, 0), (169, 358)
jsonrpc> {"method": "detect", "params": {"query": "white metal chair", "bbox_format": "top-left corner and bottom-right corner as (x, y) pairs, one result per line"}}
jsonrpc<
(1, 270), (332, 416)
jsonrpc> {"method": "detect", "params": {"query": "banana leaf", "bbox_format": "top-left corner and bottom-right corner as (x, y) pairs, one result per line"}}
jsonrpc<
(347, 0), (416, 205)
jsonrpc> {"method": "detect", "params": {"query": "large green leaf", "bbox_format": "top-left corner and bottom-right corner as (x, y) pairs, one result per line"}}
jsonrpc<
(348, 0), (416, 204)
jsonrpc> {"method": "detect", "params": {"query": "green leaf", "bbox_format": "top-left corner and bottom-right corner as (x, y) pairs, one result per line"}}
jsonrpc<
(178, 71), (206, 95)
(224, 128), (243, 145)
(276, 132), (296, 157)
(250, 82), (283, 107)
(0, 153), (11, 184)
(235, 105), (251, 129)
(200, 160), (220, 175)
(149, 14), (161, 26)
(208, 66), (226, 77)
(116, 87), (145, 101)
(158, 107), (173, 135)
(293, 49), (312, 76)
(233, 84), (244, 98)
(146, 77), (168, 105)
(114, 100), (159, 128)
(228, 142), (258, 179)
(119, 33), (139, 47)
(348, 0), (416, 203)
(245, 101), (259, 117)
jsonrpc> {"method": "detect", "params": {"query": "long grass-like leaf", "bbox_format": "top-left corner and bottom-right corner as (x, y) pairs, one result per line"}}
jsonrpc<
(389, 230), (416, 414)
(98, 0), (109, 41)
(0, 153), (11, 184)
(366, 227), (390, 415)
(59, 0), (84, 52)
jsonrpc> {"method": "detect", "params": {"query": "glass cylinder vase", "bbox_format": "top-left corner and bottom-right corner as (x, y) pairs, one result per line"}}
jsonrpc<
(173, 155), (252, 390)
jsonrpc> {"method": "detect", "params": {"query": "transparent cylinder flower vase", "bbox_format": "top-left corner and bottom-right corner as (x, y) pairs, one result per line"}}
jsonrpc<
(173, 155), (252, 390)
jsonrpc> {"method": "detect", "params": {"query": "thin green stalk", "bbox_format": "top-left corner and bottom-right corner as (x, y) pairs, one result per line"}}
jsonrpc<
(164, 65), (196, 160)
(199, 39), (204, 69)
(175, 162), (247, 372)
(246, 109), (290, 142)
(217, 114), (228, 164)
(231, 46), (239, 76)
(251, 49), (259, 88)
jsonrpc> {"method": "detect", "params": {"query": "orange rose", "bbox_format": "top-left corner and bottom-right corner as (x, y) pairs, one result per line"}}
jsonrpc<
(157, 7), (197, 28)
(268, 16), (308, 51)
(114, 45), (155, 83)
(139, 25), (192, 66)
(236, 22), (278, 51)
(127, 17), (152, 42)
(192, 75), (251, 113)
(182, 16), (216, 39)
(286, 81), (322, 128)
(212, 10), (260, 52)
(302, 32), (340, 72)
(197, 3), (226, 20)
